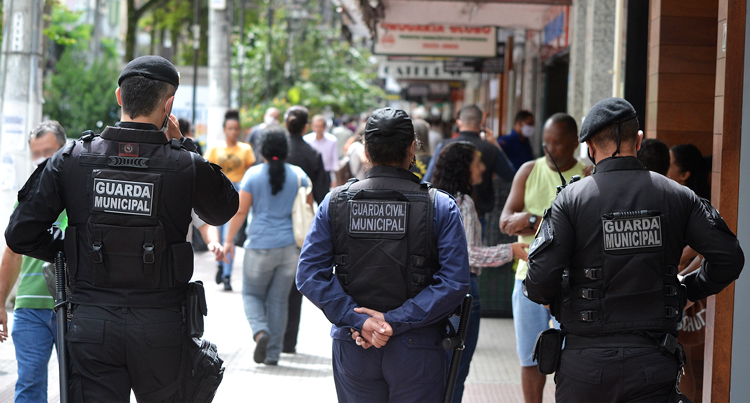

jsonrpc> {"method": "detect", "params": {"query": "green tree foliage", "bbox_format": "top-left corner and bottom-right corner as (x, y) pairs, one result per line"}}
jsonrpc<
(237, 5), (383, 125)
(45, 51), (120, 137)
(43, 2), (120, 137)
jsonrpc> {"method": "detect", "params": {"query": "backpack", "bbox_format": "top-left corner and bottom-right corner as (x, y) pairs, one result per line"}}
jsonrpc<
(292, 171), (314, 247)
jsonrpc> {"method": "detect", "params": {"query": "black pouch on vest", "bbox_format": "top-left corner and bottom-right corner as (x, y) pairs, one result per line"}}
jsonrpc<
(532, 328), (563, 375)
(87, 221), (166, 289)
(187, 281), (208, 338)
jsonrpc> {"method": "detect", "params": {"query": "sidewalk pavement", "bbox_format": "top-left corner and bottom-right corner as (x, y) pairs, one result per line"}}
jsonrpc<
(0, 247), (554, 402)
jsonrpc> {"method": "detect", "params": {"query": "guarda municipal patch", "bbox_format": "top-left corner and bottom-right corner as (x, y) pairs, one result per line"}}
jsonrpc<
(348, 200), (407, 235)
(602, 216), (662, 252)
(92, 178), (154, 216)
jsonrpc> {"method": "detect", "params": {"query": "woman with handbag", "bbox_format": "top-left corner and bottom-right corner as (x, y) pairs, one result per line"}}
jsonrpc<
(223, 125), (313, 366)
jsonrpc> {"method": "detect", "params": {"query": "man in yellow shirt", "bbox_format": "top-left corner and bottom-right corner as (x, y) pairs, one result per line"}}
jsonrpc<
(500, 113), (587, 403)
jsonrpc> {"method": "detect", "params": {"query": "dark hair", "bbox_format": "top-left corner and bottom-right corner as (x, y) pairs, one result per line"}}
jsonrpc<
(671, 143), (710, 199)
(120, 76), (175, 119)
(431, 142), (476, 198)
(637, 138), (670, 175)
(30, 120), (66, 147)
(548, 113), (578, 139)
(365, 129), (416, 167)
(224, 109), (240, 128)
(515, 110), (533, 124)
(458, 105), (482, 128)
(589, 117), (639, 149)
(260, 125), (289, 195)
(178, 118), (191, 136)
(284, 105), (309, 136)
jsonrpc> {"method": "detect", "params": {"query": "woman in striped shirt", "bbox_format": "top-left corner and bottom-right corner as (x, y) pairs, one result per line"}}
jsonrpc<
(432, 141), (528, 403)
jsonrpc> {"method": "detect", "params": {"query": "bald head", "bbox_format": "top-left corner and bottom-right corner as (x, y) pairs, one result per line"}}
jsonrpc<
(457, 105), (482, 132)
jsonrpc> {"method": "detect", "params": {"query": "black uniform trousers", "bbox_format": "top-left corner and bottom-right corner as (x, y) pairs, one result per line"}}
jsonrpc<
(283, 283), (303, 352)
(67, 305), (184, 402)
(555, 347), (678, 403)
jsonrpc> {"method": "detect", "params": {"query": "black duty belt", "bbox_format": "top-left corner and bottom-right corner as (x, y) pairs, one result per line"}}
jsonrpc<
(565, 333), (659, 349)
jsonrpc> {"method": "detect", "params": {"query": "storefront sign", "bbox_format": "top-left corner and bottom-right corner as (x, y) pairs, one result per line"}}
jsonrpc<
(377, 60), (467, 80)
(541, 6), (569, 61)
(375, 23), (497, 57)
(443, 57), (505, 74)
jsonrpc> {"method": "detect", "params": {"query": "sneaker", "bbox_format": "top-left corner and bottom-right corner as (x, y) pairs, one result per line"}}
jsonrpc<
(263, 359), (278, 366)
(254, 332), (270, 364)
(215, 265), (223, 285)
(282, 347), (296, 354)
(223, 276), (232, 291)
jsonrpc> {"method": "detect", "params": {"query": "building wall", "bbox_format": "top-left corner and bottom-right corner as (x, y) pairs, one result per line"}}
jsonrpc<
(567, 0), (617, 125)
(646, 0), (718, 153)
(731, 2), (750, 398)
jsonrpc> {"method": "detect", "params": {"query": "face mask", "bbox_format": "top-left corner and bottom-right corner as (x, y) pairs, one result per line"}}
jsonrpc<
(161, 113), (169, 133)
(521, 125), (534, 138)
(264, 115), (277, 126)
(161, 99), (173, 133)
(587, 148), (596, 165)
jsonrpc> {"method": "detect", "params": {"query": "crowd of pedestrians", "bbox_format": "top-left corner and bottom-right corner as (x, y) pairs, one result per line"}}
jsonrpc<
(0, 87), (735, 402)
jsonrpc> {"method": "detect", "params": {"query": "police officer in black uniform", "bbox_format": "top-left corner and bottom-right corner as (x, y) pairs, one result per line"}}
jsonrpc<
(523, 97), (744, 402)
(5, 56), (239, 402)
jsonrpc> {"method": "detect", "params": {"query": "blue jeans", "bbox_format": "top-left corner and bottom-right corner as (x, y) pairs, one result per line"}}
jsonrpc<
(219, 182), (241, 278)
(242, 244), (299, 361)
(446, 273), (480, 403)
(11, 308), (58, 403)
(512, 279), (559, 367)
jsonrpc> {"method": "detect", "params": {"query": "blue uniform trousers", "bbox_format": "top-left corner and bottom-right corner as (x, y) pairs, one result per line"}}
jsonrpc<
(332, 326), (445, 403)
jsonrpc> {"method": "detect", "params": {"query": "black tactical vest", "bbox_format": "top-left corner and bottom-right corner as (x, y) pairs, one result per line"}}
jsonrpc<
(60, 128), (198, 306)
(543, 158), (687, 335)
(329, 167), (439, 312)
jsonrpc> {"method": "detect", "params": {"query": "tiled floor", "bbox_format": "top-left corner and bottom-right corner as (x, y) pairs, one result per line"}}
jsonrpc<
(0, 248), (554, 402)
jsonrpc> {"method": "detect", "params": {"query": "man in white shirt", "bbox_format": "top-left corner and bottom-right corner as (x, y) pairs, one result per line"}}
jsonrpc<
(304, 114), (339, 186)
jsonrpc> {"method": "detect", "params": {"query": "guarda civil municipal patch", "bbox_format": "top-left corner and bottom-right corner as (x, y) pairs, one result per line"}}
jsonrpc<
(348, 200), (408, 235)
(602, 211), (662, 253)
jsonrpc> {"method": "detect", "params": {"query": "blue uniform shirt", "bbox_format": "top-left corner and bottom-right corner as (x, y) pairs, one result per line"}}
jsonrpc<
(498, 129), (534, 171)
(296, 187), (470, 340)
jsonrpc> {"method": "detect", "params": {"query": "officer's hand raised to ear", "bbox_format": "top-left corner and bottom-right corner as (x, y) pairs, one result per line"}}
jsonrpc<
(164, 114), (182, 141)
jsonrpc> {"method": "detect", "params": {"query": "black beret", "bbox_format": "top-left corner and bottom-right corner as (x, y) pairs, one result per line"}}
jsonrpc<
(118, 55), (180, 88)
(364, 108), (414, 144)
(579, 97), (637, 143)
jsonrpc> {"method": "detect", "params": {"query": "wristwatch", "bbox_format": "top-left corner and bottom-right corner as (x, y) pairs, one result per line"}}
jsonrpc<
(528, 214), (538, 230)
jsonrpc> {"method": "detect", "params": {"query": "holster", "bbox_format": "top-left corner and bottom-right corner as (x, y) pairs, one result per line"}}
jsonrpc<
(532, 328), (563, 375)
(186, 281), (208, 338)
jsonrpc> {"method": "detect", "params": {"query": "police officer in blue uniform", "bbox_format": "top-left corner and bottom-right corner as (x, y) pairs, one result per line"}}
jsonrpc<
(524, 97), (744, 402)
(5, 56), (239, 402)
(296, 108), (470, 402)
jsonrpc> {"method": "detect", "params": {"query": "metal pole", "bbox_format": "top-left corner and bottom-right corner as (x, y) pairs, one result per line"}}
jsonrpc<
(192, 0), (200, 128)
(612, 0), (624, 97)
(238, 0), (245, 109)
(265, 5), (273, 101)
(0, 0), (45, 247)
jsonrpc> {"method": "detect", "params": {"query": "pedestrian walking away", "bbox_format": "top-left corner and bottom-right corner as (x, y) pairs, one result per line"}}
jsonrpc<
(5, 55), (239, 402)
(523, 97), (744, 403)
(222, 125), (313, 366)
(296, 107), (470, 403)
